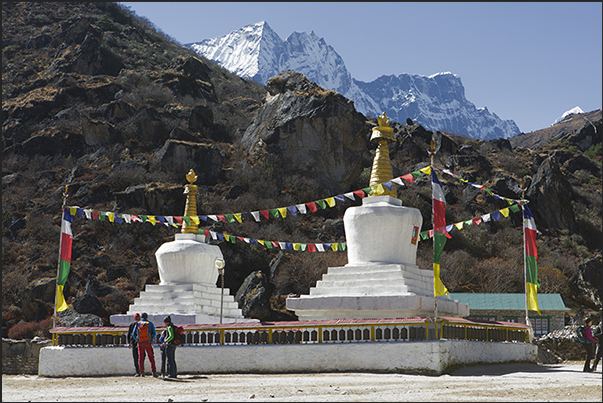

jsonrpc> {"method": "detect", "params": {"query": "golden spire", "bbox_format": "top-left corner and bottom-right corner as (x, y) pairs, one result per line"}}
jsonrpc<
(369, 112), (396, 197)
(182, 169), (199, 234)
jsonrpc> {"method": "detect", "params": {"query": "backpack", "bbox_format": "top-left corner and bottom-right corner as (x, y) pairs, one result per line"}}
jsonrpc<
(172, 325), (185, 345)
(138, 321), (151, 343)
(576, 325), (588, 344)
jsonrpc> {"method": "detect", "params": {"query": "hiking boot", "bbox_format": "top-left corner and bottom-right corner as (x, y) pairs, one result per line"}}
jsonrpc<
(141, 373), (145, 377)
(134, 373), (141, 377)
(152, 372), (159, 378)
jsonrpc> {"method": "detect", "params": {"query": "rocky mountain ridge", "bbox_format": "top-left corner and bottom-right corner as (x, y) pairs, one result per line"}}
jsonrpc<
(2, 3), (601, 339)
(188, 21), (521, 140)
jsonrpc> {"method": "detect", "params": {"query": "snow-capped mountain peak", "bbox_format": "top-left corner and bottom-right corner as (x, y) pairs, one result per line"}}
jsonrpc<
(188, 22), (521, 140)
(552, 106), (584, 125)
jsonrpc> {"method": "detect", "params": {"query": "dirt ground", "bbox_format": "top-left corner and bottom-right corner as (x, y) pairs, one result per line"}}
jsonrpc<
(2, 361), (601, 402)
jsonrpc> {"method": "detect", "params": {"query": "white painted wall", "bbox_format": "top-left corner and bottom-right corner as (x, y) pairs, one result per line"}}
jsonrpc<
(39, 341), (536, 377)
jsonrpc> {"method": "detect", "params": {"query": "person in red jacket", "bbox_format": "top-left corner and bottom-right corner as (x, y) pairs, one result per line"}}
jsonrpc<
(133, 312), (158, 377)
(582, 316), (597, 372)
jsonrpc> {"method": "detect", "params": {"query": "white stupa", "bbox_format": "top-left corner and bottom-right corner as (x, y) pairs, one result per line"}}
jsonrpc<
(110, 170), (257, 326)
(286, 113), (469, 320)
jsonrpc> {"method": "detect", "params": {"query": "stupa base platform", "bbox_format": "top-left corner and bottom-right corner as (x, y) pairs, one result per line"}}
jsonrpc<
(42, 316), (536, 377)
(286, 294), (470, 321)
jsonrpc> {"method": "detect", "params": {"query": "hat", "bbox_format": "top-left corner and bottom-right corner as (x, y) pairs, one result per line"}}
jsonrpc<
(141, 312), (148, 319)
(163, 315), (172, 323)
(134, 313), (141, 320)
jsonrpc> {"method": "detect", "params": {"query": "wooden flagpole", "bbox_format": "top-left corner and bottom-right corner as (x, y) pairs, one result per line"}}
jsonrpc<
(521, 179), (531, 330)
(428, 140), (438, 328)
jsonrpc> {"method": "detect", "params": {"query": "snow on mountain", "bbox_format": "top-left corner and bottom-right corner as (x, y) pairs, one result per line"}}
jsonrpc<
(552, 106), (584, 125)
(187, 22), (521, 140)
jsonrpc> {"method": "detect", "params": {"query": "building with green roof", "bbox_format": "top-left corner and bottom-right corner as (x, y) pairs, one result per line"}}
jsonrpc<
(448, 293), (570, 336)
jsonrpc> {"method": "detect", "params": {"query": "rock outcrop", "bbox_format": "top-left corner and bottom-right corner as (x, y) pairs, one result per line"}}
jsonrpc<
(240, 70), (370, 194)
(526, 155), (576, 231)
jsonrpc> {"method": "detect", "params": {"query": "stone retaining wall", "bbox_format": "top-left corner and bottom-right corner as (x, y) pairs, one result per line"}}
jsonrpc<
(2, 338), (53, 375)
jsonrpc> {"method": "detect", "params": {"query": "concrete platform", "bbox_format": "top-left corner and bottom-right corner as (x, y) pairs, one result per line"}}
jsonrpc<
(38, 339), (537, 377)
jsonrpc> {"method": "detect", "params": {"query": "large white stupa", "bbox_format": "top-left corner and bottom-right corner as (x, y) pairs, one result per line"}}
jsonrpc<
(286, 113), (469, 320)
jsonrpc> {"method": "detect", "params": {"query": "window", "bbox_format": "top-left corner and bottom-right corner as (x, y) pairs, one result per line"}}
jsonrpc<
(529, 316), (550, 336)
(503, 316), (519, 323)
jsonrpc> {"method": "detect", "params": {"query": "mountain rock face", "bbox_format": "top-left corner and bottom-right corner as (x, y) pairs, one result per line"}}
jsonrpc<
(241, 70), (370, 194)
(188, 21), (521, 140)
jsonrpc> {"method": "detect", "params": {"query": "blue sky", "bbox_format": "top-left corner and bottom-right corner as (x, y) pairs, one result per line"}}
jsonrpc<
(120, 2), (602, 134)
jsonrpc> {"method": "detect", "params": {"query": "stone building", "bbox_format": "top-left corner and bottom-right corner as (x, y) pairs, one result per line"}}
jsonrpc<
(449, 293), (570, 336)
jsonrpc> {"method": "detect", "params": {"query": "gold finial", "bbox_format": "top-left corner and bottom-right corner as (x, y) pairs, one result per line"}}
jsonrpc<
(377, 113), (390, 127)
(182, 169), (199, 234)
(368, 112), (396, 197)
(186, 169), (198, 184)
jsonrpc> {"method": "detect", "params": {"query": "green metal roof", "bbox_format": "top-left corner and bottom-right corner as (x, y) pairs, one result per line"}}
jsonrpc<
(448, 293), (570, 311)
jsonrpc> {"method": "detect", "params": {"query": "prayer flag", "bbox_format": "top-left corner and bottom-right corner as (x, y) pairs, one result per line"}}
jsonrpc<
(56, 208), (74, 312)
(431, 168), (449, 297)
(523, 205), (541, 315)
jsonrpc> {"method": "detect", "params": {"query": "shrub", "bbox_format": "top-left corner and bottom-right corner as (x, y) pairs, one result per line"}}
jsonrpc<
(6, 318), (53, 340)
(8, 321), (38, 339)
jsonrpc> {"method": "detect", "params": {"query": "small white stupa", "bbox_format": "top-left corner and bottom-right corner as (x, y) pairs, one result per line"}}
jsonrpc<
(111, 170), (256, 326)
(286, 113), (469, 320)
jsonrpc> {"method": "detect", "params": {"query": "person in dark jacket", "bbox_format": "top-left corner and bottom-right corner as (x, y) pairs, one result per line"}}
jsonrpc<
(127, 313), (141, 376)
(582, 316), (597, 372)
(161, 315), (178, 379)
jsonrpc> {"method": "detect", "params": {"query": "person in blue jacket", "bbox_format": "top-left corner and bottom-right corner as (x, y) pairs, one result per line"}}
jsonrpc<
(133, 312), (158, 377)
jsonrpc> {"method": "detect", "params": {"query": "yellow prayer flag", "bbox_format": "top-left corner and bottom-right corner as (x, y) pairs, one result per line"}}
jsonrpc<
(433, 262), (449, 297)
(191, 216), (200, 225)
(277, 207), (287, 218)
(325, 197), (335, 207)
(500, 208), (509, 217)
(419, 166), (432, 175)
(233, 213), (242, 223)
(455, 222), (464, 230)
(56, 284), (69, 312)
(69, 207), (77, 216)
(108, 212), (115, 222)
(147, 216), (156, 225)
(331, 243), (338, 251)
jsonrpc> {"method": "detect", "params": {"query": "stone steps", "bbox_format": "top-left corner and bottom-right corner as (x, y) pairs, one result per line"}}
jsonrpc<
(310, 263), (434, 297)
(126, 282), (245, 319)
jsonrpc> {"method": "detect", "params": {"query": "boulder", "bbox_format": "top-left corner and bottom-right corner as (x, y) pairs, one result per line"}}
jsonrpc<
(569, 256), (602, 309)
(72, 293), (109, 320)
(235, 271), (274, 321)
(534, 326), (589, 361)
(562, 154), (601, 176)
(489, 174), (523, 200)
(526, 155), (576, 231)
(57, 307), (104, 327)
(240, 70), (370, 194)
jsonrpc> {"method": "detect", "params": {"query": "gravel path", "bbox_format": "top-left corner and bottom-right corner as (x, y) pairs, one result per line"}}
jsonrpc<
(2, 362), (601, 402)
